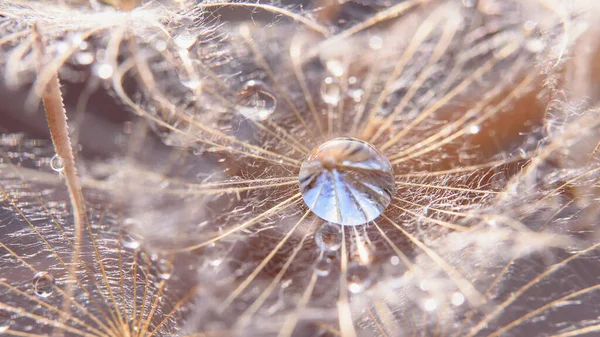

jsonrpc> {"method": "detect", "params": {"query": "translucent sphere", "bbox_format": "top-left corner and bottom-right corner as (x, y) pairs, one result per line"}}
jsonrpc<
(299, 137), (395, 226)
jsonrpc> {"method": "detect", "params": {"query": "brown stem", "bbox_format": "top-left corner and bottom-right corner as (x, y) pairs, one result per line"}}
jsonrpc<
(33, 23), (88, 337)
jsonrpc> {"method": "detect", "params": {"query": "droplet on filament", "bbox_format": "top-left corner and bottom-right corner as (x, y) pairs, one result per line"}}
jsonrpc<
(237, 80), (277, 121)
(32, 272), (55, 298)
(299, 138), (395, 226)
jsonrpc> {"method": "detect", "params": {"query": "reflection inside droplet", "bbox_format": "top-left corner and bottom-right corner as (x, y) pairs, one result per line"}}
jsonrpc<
(299, 138), (394, 226)
(32, 272), (55, 298)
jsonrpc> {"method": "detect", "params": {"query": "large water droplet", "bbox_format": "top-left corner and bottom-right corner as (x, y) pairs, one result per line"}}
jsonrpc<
(315, 222), (342, 251)
(32, 272), (55, 298)
(299, 138), (395, 226)
(237, 80), (276, 121)
(320, 77), (341, 106)
(347, 263), (373, 293)
(50, 155), (65, 172)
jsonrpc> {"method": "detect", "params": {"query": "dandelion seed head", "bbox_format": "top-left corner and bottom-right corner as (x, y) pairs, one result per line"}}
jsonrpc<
(1, 0), (600, 336)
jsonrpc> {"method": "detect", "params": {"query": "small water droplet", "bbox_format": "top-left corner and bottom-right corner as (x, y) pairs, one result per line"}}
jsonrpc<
(94, 63), (113, 79)
(174, 32), (196, 49)
(299, 138), (395, 226)
(423, 298), (438, 311)
(469, 125), (481, 134)
(525, 38), (546, 53)
(461, 0), (475, 7)
(32, 272), (55, 298)
(369, 36), (383, 50)
(50, 155), (65, 172)
(237, 80), (277, 121)
(320, 77), (341, 106)
(203, 243), (224, 267)
(451, 292), (465, 306)
(120, 230), (142, 250)
(74, 51), (94, 65)
(315, 222), (342, 251)
(347, 77), (364, 102)
(157, 259), (174, 280)
(390, 256), (400, 266)
(326, 59), (345, 77)
(181, 79), (201, 90)
(314, 256), (332, 276)
(347, 263), (373, 293)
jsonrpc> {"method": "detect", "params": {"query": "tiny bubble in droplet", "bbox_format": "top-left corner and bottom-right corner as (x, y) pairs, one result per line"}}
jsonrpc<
(32, 272), (55, 298)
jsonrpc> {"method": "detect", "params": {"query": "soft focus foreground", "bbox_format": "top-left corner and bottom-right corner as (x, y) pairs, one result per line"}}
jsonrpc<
(1, 0), (600, 336)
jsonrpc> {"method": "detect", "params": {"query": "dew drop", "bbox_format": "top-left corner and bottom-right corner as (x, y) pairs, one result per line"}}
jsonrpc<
(299, 138), (395, 226)
(469, 124), (481, 134)
(157, 259), (174, 280)
(237, 80), (276, 121)
(32, 272), (55, 298)
(314, 256), (332, 276)
(120, 230), (142, 250)
(451, 292), (465, 306)
(347, 263), (373, 294)
(50, 154), (65, 172)
(94, 63), (114, 79)
(320, 77), (341, 106)
(326, 59), (345, 77)
(74, 51), (94, 65)
(368, 36), (383, 50)
(315, 222), (342, 251)
(423, 298), (438, 311)
(181, 79), (201, 90)
(347, 77), (364, 102)
(174, 32), (196, 50)
(461, 0), (475, 7)
(203, 243), (224, 267)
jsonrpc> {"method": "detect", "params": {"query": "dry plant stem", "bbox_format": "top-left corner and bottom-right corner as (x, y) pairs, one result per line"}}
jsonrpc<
(34, 26), (88, 336)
